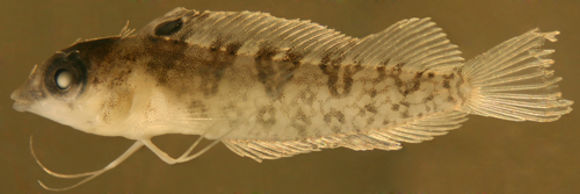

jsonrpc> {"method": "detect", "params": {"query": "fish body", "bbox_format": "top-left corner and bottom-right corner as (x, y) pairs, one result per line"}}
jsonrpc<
(56, 36), (464, 141)
(10, 7), (573, 190)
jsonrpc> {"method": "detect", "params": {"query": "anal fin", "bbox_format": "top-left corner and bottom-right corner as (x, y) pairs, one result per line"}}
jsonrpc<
(223, 111), (468, 162)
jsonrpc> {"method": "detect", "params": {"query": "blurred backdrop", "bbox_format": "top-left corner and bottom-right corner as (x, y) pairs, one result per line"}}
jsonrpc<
(0, 0), (578, 193)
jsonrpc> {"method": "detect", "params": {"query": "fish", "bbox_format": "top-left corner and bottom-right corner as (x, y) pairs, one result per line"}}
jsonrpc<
(10, 7), (573, 191)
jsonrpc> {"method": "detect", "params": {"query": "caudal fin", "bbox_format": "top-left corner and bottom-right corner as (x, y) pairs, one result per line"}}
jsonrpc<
(461, 29), (573, 122)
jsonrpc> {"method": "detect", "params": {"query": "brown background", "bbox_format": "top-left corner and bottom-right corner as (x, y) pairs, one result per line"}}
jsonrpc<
(1, 0), (578, 193)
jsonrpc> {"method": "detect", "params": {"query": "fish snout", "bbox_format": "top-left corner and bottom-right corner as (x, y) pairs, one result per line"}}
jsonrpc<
(11, 87), (44, 112)
(11, 89), (29, 112)
(12, 101), (30, 112)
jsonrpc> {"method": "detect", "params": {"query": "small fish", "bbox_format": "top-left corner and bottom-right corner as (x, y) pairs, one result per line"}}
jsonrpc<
(11, 7), (573, 191)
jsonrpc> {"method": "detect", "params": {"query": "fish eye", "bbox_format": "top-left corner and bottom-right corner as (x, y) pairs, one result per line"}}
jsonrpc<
(44, 50), (87, 97)
(55, 69), (73, 90)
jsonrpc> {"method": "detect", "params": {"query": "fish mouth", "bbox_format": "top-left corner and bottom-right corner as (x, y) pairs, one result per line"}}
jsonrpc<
(12, 101), (30, 112)
(11, 89), (32, 112)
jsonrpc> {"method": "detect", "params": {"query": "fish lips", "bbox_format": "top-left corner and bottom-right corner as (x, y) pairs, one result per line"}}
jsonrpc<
(11, 84), (45, 112)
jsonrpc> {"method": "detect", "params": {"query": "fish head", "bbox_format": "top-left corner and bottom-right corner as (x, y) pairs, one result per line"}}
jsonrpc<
(11, 42), (107, 132)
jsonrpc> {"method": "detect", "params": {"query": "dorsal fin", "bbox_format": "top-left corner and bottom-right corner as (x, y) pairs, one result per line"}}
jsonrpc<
(345, 17), (464, 72)
(223, 111), (468, 162)
(138, 7), (357, 63)
(140, 8), (463, 71)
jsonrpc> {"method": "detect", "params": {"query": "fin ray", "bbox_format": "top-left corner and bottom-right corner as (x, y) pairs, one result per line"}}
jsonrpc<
(223, 111), (467, 162)
(462, 30), (573, 123)
(139, 8), (356, 64)
(345, 17), (464, 72)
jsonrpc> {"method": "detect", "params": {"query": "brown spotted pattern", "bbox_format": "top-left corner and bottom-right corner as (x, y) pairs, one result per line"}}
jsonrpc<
(319, 55), (363, 98)
(254, 45), (303, 98)
(71, 32), (466, 142)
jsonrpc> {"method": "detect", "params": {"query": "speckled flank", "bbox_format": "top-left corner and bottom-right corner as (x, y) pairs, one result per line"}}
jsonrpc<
(66, 12), (469, 142)
(197, 38), (239, 96)
(319, 54), (362, 98)
(179, 50), (467, 140)
(254, 45), (302, 98)
(74, 32), (466, 141)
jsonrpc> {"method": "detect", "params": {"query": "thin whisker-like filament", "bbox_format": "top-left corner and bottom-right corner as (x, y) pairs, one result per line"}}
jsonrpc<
(29, 136), (93, 179)
(176, 124), (236, 162)
(30, 136), (144, 191)
(38, 170), (107, 192)
(177, 139), (222, 162)
(178, 135), (205, 159)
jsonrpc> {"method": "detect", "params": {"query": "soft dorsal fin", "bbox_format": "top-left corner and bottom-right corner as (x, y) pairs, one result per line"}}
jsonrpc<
(223, 111), (468, 162)
(345, 17), (464, 72)
(138, 7), (357, 63)
(140, 8), (464, 71)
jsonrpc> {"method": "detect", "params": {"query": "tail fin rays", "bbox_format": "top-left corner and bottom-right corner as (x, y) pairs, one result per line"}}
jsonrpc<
(462, 29), (573, 122)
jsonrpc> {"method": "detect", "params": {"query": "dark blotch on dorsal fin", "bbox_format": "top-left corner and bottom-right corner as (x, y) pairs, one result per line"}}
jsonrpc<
(139, 8), (356, 62)
(154, 18), (183, 36)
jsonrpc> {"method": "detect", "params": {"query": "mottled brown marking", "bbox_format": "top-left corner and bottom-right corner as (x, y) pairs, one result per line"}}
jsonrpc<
(382, 120), (390, 125)
(448, 96), (456, 102)
(403, 79), (421, 96)
(323, 110), (345, 124)
(456, 70), (468, 104)
(210, 38), (223, 52)
(226, 42), (242, 55)
(255, 45), (277, 90)
(100, 90), (132, 124)
(198, 38), (237, 96)
(142, 37), (189, 84)
(443, 73), (455, 79)
(320, 64), (362, 97)
(108, 68), (133, 88)
(443, 80), (450, 88)
(401, 111), (410, 118)
(392, 63), (404, 74)
(415, 71), (424, 78)
(292, 109), (311, 137)
(394, 76), (403, 88)
(282, 49), (303, 65)
(188, 100), (209, 117)
(427, 72), (435, 78)
(297, 88), (316, 105)
(400, 101), (410, 107)
(370, 89), (377, 98)
(364, 104), (377, 114)
(374, 66), (387, 83)
(257, 106), (276, 127)
(319, 53), (362, 97)
(424, 94), (434, 102)
(331, 126), (341, 133)
(357, 108), (367, 116)
(367, 117), (375, 125)
(255, 44), (277, 60)
(255, 45), (300, 98)
(391, 104), (400, 111)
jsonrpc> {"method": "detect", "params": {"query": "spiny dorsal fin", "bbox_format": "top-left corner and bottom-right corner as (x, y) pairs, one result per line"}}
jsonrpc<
(138, 7), (357, 63)
(223, 111), (468, 162)
(345, 17), (464, 72)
